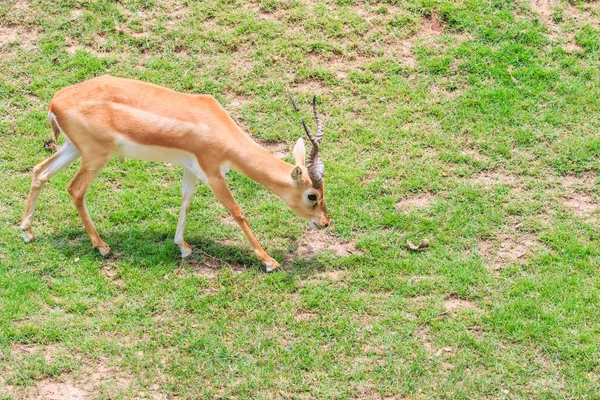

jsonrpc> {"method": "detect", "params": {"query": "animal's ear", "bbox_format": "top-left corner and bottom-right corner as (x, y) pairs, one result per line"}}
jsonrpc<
(292, 137), (305, 166)
(291, 166), (303, 183)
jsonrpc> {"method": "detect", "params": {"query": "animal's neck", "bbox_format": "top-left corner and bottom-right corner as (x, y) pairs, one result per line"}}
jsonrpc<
(228, 133), (296, 200)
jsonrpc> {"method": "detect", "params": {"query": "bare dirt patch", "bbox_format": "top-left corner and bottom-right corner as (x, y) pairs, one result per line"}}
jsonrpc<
(557, 173), (597, 218)
(31, 361), (132, 400)
(294, 310), (317, 321)
(11, 343), (64, 363)
(315, 270), (347, 281)
(478, 234), (545, 272)
(291, 80), (327, 95)
(563, 3), (600, 31)
(473, 172), (520, 188)
(259, 141), (289, 159)
(394, 193), (432, 212)
(101, 257), (125, 287)
(35, 382), (87, 400)
(415, 327), (433, 352)
(386, 13), (451, 68)
(184, 250), (245, 277)
(70, 9), (82, 19)
(221, 214), (237, 226)
(287, 229), (357, 263)
(560, 172), (597, 191)
(417, 14), (446, 38)
(301, 269), (349, 287)
(0, 25), (39, 50)
(531, 0), (555, 19)
(66, 35), (107, 56)
(226, 94), (252, 110)
(563, 195), (597, 217)
(444, 294), (481, 311)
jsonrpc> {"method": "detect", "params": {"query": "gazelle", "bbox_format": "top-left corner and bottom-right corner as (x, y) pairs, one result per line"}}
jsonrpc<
(21, 75), (329, 271)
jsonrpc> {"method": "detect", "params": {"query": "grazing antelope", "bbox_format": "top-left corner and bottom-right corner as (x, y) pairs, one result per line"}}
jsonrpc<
(21, 75), (329, 271)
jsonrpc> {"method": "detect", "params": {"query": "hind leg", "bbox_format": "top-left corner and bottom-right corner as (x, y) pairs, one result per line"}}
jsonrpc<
(66, 155), (112, 256)
(21, 140), (81, 242)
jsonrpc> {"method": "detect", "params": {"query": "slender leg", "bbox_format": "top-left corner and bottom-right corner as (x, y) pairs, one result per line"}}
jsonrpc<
(174, 167), (196, 258)
(207, 176), (280, 271)
(66, 156), (111, 256)
(21, 140), (81, 242)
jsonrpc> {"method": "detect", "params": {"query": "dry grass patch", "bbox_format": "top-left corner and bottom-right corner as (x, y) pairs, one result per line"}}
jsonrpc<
(395, 193), (432, 212)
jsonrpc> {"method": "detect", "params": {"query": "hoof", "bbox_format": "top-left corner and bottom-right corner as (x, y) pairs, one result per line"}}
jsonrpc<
(22, 230), (34, 243)
(264, 261), (281, 273)
(180, 243), (193, 259)
(98, 246), (111, 258)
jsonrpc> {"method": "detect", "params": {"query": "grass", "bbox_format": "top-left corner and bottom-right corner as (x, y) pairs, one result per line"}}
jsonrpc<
(1, 0), (600, 398)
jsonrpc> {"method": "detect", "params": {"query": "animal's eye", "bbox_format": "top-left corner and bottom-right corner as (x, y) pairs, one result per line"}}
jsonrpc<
(308, 194), (317, 201)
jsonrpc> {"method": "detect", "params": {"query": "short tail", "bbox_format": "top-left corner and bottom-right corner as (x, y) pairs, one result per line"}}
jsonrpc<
(48, 111), (61, 142)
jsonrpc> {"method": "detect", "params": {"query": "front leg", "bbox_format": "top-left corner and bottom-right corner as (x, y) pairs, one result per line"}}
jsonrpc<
(174, 168), (196, 258)
(207, 176), (280, 272)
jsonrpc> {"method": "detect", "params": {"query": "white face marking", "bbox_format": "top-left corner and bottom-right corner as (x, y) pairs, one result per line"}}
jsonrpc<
(114, 136), (208, 184)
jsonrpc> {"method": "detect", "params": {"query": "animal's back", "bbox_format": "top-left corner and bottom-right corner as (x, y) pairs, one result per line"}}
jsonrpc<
(47, 75), (248, 155)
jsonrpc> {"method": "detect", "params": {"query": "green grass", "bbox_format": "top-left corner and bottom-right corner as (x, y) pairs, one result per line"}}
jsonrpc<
(1, 0), (600, 398)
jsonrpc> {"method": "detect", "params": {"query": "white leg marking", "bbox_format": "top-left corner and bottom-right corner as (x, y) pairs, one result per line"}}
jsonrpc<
(175, 168), (196, 257)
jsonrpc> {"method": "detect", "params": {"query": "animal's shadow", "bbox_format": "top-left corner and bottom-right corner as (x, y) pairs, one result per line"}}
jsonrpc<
(43, 226), (326, 275)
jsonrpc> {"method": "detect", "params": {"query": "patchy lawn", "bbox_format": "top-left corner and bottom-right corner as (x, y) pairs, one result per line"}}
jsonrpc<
(1, 0), (599, 398)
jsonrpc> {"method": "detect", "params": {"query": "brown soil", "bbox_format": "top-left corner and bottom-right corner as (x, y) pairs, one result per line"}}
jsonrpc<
(558, 173), (598, 218)
(415, 327), (433, 352)
(395, 193), (432, 211)
(186, 253), (245, 277)
(473, 172), (520, 188)
(0, 25), (39, 50)
(531, 0), (555, 18)
(478, 234), (545, 273)
(294, 310), (317, 321)
(287, 229), (356, 263)
(444, 294), (481, 311)
(563, 195), (597, 217)
(7, 346), (137, 400)
(258, 141), (290, 159)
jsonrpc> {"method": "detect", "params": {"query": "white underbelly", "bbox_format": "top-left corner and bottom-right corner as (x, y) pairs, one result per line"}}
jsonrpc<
(114, 137), (208, 183)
